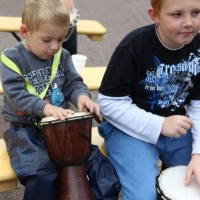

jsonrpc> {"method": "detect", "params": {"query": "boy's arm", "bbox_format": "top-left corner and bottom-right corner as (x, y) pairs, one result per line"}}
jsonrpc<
(98, 93), (164, 144)
(185, 100), (200, 187)
(61, 53), (92, 107)
(0, 61), (47, 117)
(187, 100), (200, 154)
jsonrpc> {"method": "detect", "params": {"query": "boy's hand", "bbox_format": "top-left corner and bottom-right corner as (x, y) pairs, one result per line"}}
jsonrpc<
(63, 0), (74, 13)
(185, 154), (200, 187)
(43, 104), (74, 121)
(161, 115), (193, 138)
(77, 95), (100, 116)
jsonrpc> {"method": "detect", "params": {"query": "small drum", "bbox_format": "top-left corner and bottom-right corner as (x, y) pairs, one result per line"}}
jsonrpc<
(156, 165), (200, 200)
(40, 112), (95, 200)
(64, 8), (80, 42)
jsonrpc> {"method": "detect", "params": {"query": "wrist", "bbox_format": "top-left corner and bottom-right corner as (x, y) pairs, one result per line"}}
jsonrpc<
(192, 154), (200, 158)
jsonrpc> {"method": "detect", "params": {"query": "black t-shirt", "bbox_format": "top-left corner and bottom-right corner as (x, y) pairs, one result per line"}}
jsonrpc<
(99, 24), (200, 117)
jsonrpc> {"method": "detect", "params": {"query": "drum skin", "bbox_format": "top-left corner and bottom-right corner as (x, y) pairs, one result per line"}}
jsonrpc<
(156, 166), (200, 200)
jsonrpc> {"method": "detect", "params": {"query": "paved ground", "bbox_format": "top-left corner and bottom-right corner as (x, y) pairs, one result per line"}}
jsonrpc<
(0, 0), (154, 199)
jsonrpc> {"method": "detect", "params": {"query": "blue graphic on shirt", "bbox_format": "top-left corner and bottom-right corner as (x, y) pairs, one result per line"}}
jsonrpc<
(139, 52), (200, 111)
(23, 65), (65, 97)
(51, 83), (65, 106)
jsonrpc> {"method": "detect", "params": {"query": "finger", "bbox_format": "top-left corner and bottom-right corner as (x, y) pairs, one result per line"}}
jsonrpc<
(55, 109), (70, 120)
(88, 104), (94, 114)
(78, 103), (84, 112)
(185, 167), (192, 185)
(171, 132), (181, 138)
(57, 113), (66, 121)
(181, 122), (191, 131)
(183, 117), (194, 127)
(65, 109), (74, 115)
(178, 127), (187, 135)
(82, 101), (93, 113)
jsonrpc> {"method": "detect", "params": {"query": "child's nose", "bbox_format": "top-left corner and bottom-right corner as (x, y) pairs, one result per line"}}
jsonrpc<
(50, 41), (60, 50)
(183, 15), (192, 27)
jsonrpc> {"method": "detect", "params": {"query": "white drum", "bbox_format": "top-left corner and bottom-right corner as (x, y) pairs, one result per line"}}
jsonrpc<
(64, 8), (80, 42)
(157, 166), (200, 200)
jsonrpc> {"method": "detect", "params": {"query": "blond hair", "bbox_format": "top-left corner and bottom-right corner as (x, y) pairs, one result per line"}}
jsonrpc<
(22, 0), (70, 33)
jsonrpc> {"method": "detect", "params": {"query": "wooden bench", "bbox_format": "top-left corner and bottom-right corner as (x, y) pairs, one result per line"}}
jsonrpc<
(0, 139), (18, 192)
(0, 17), (107, 41)
(0, 66), (107, 95)
(0, 127), (106, 193)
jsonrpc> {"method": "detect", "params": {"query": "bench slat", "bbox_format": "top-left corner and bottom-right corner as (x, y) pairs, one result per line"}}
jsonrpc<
(0, 17), (107, 41)
(0, 140), (18, 192)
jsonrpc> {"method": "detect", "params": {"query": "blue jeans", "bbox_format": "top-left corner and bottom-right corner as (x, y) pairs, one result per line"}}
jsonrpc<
(98, 121), (192, 200)
(4, 125), (59, 200)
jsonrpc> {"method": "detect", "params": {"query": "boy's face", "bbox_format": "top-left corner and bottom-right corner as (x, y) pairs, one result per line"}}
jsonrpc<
(152, 0), (200, 49)
(21, 22), (68, 59)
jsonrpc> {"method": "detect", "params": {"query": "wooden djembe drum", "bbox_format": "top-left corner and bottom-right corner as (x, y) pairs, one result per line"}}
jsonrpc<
(40, 112), (95, 200)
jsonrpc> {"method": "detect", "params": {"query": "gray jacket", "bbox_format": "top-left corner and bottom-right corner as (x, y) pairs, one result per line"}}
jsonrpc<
(0, 42), (91, 124)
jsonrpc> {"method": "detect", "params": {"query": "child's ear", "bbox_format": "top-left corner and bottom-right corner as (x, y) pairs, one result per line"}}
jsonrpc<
(20, 24), (29, 39)
(148, 7), (159, 24)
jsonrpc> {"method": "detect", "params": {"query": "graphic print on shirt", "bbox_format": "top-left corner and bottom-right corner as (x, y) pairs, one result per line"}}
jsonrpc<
(51, 83), (65, 106)
(139, 52), (200, 111)
(23, 65), (65, 106)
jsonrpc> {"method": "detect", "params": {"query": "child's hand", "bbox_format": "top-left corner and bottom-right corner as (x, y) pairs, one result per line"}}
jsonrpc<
(63, 0), (74, 13)
(185, 154), (200, 187)
(161, 115), (193, 138)
(43, 104), (74, 121)
(77, 95), (100, 116)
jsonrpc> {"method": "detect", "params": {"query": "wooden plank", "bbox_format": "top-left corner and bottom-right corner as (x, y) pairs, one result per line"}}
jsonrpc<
(0, 66), (106, 94)
(0, 140), (18, 192)
(0, 17), (107, 41)
(82, 66), (106, 91)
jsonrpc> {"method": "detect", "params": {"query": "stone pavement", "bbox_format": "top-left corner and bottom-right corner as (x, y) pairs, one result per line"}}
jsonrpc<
(0, 0), (153, 199)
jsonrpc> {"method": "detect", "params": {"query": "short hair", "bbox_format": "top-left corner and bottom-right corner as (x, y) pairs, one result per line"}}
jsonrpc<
(150, 0), (164, 16)
(22, 0), (70, 33)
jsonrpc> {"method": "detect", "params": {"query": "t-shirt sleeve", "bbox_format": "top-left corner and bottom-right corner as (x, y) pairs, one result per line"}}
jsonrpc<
(99, 45), (135, 97)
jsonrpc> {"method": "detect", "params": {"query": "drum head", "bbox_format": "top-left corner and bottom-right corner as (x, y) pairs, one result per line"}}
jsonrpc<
(40, 112), (92, 125)
(157, 166), (200, 200)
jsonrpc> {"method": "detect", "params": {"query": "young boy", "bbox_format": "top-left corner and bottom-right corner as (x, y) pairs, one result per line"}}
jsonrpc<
(98, 0), (200, 199)
(0, 0), (99, 199)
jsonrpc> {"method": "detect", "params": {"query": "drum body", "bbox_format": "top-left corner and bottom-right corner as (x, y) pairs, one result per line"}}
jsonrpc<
(157, 165), (200, 200)
(40, 112), (94, 200)
(64, 8), (80, 42)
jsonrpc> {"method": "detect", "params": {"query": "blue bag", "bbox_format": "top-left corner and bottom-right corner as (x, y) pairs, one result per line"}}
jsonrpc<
(86, 145), (121, 200)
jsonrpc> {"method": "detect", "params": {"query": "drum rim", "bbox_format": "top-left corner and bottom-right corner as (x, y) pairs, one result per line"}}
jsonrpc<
(156, 165), (187, 200)
(40, 112), (92, 125)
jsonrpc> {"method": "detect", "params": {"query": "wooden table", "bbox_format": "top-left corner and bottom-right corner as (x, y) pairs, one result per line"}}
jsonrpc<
(0, 17), (107, 41)
(0, 66), (106, 94)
